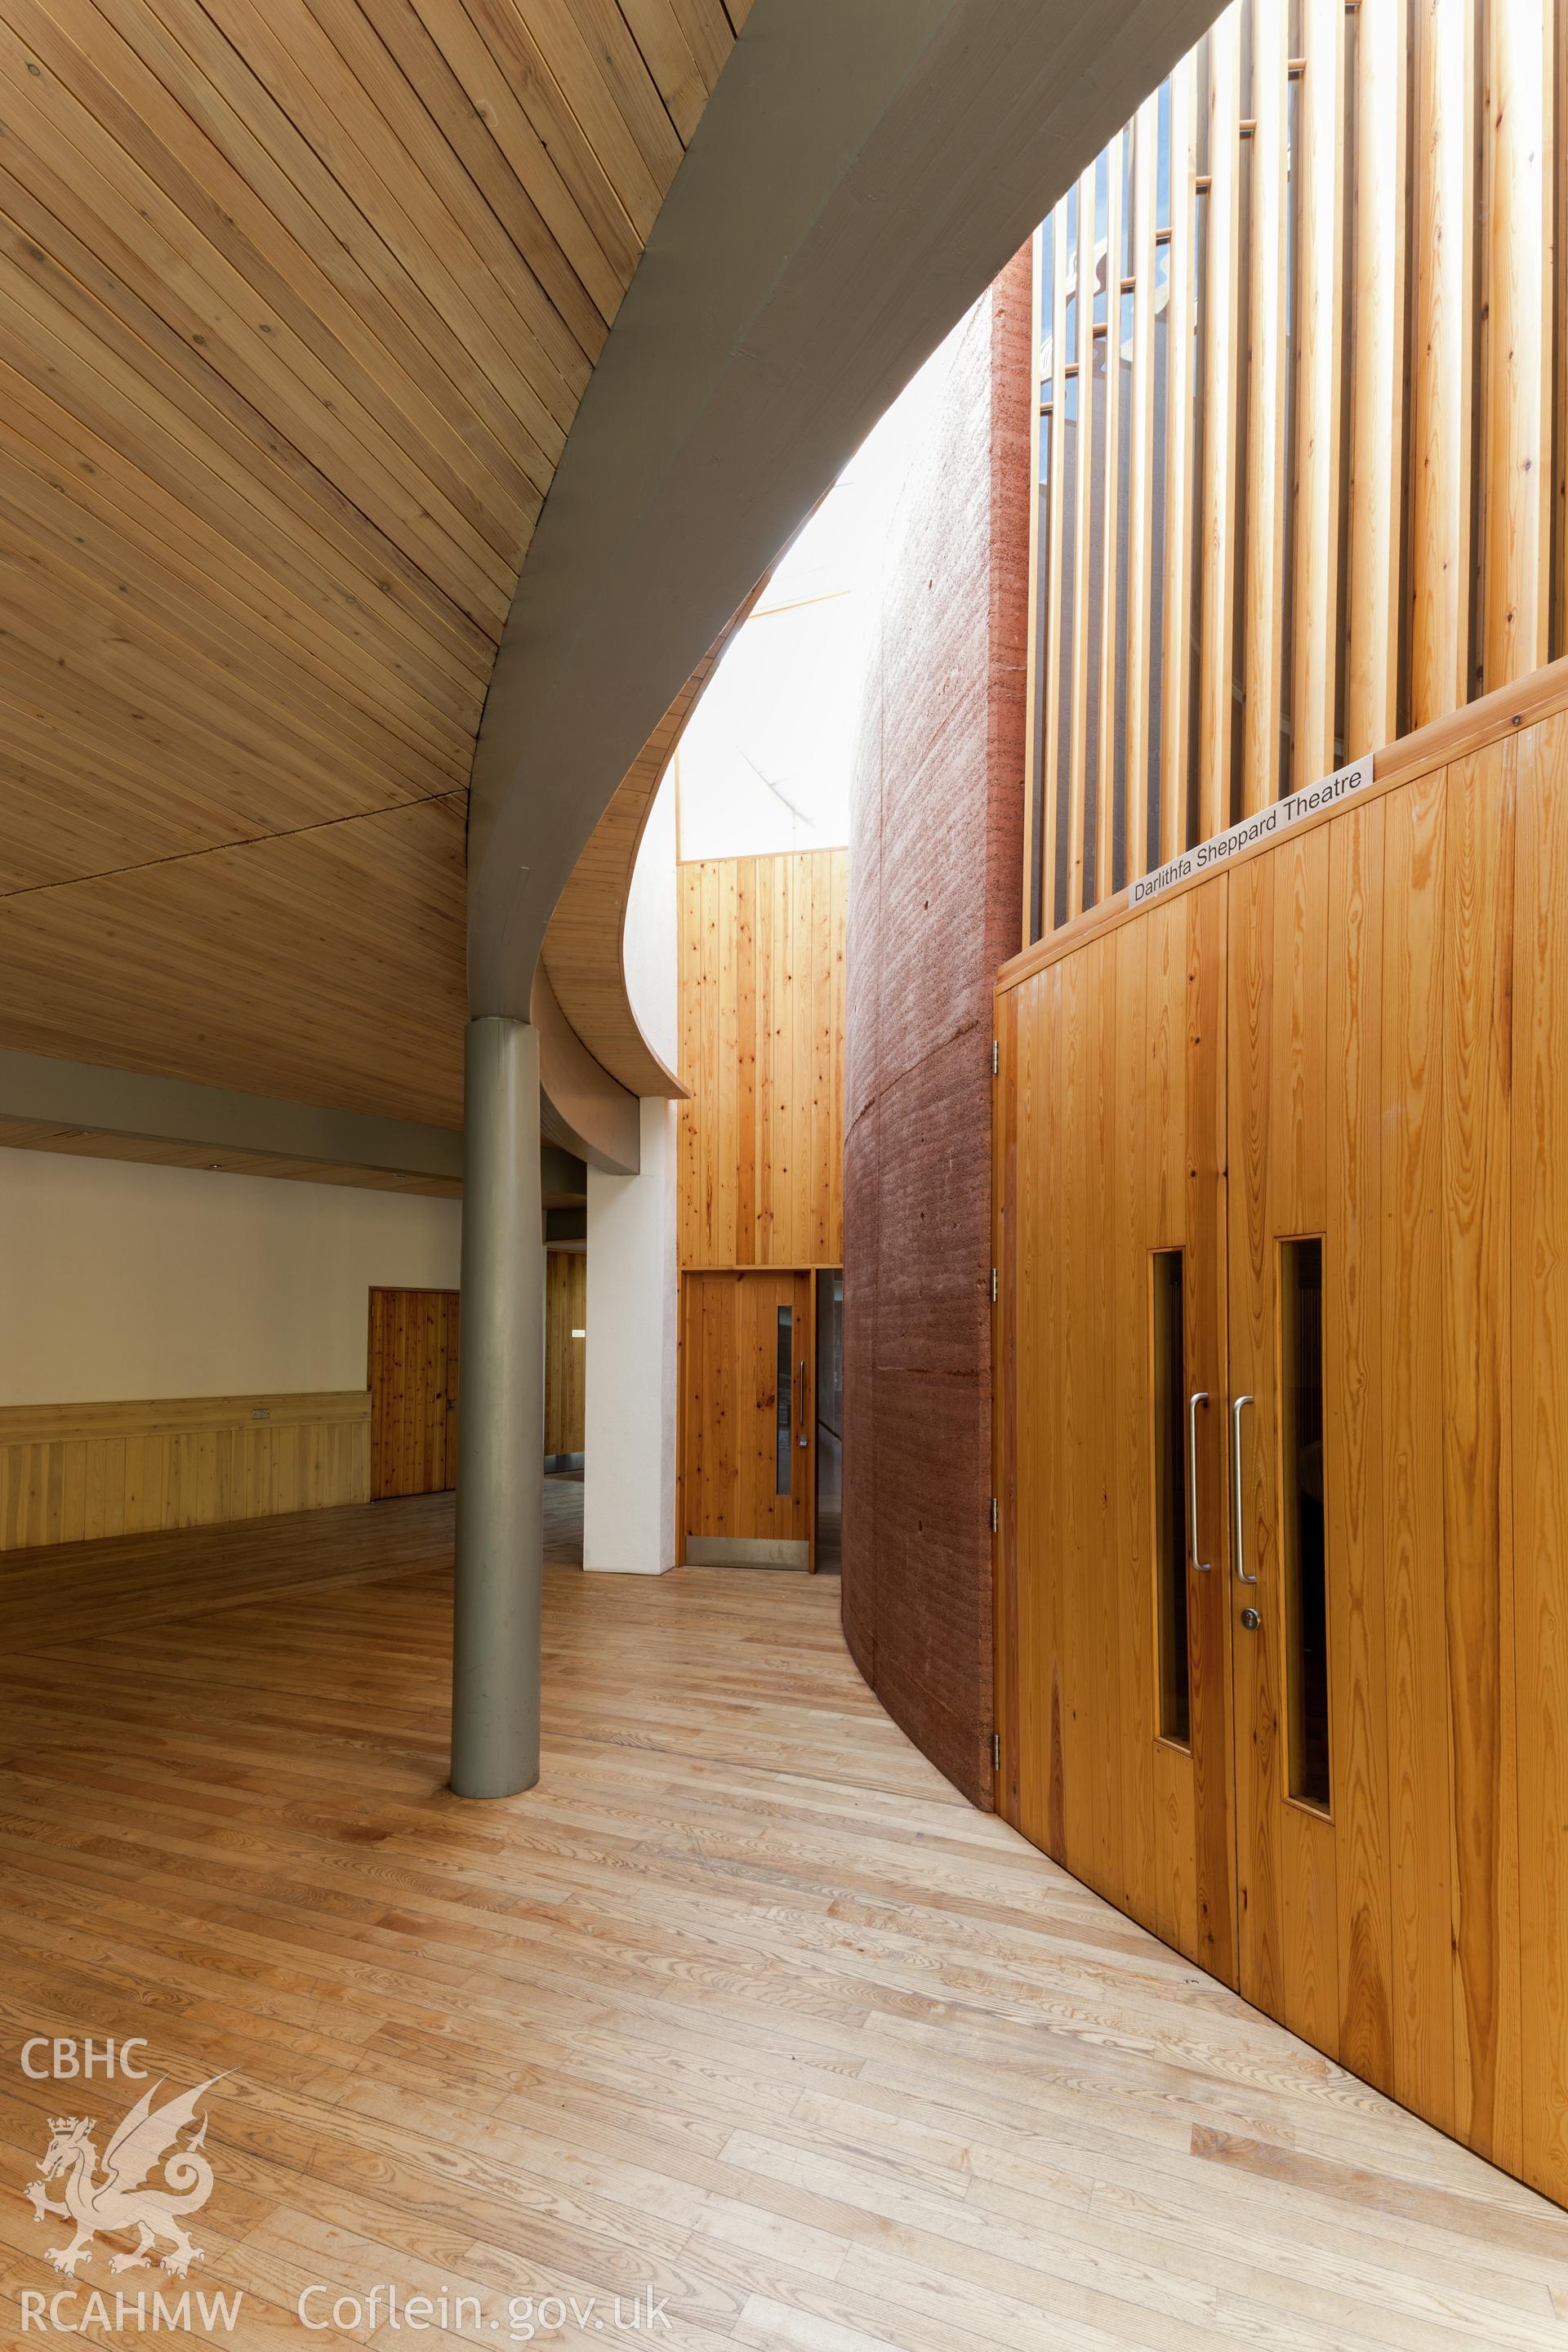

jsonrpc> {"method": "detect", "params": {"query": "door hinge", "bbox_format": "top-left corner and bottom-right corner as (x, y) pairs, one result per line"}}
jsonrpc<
(990, 1495), (999, 1535)
(992, 1731), (1001, 1773)
(991, 1266), (998, 1304)
(991, 1037), (1000, 1076)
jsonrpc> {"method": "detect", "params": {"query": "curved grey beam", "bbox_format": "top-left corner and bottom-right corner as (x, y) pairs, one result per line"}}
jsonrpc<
(530, 964), (641, 1174)
(467, 0), (1220, 1013)
(0, 1048), (463, 1183)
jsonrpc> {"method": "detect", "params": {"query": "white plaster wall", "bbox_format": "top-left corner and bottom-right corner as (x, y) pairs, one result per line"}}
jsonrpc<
(622, 770), (679, 1068)
(0, 1148), (461, 1406)
(583, 773), (679, 1573)
(583, 1096), (677, 1573)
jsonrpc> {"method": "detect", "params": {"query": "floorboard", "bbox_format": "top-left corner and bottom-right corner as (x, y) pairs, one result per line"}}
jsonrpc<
(1, 1494), (1565, 2349)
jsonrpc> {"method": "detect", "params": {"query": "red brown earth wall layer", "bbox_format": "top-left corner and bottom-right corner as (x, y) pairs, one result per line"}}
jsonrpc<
(841, 251), (1030, 1807)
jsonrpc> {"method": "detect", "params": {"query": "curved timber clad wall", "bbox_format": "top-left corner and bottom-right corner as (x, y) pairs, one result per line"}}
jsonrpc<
(841, 251), (1028, 1807)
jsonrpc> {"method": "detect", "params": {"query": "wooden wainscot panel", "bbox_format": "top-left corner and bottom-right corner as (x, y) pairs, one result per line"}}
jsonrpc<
(0, 1391), (370, 1551)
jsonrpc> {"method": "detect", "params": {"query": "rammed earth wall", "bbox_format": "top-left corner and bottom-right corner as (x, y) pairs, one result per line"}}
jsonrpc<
(841, 250), (1030, 1806)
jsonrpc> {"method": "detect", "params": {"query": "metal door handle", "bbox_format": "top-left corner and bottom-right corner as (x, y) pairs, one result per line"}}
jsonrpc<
(1187, 1392), (1210, 1572)
(1232, 1393), (1257, 1584)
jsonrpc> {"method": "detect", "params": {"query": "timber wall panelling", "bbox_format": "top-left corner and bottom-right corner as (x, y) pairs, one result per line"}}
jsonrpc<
(994, 659), (1568, 2203)
(1022, 0), (1567, 940)
(545, 1250), (586, 1457)
(675, 849), (844, 1571)
(676, 850), (847, 1272)
(0, 1391), (368, 1551)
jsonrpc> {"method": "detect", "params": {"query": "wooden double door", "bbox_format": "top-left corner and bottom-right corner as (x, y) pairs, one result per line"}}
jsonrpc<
(997, 716), (1568, 2193)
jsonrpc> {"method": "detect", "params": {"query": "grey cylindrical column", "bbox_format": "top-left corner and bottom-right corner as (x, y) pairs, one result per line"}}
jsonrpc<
(452, 1015), (544, 1798)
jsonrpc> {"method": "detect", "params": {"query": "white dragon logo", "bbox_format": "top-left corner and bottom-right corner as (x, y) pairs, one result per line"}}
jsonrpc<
(24, 2075), (224, 2278)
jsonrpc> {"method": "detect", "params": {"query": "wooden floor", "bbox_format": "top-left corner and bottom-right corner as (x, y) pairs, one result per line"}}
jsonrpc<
(2, 1501), (1567, 2350)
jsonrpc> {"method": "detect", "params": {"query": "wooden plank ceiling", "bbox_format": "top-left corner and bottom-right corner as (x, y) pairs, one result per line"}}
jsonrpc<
(0, 0), (746, 1128)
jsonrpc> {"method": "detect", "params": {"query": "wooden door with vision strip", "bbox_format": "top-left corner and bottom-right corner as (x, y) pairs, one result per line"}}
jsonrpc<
(680, 1269), (815, 1568)
(998, 874), (1234, 1979)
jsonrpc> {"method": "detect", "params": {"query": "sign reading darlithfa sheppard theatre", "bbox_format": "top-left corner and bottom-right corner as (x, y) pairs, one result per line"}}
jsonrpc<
(1129, 758), (1373, 909)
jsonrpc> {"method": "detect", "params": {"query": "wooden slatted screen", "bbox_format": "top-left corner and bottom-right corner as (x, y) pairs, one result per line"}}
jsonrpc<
(1023, 0), (1566, 941)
